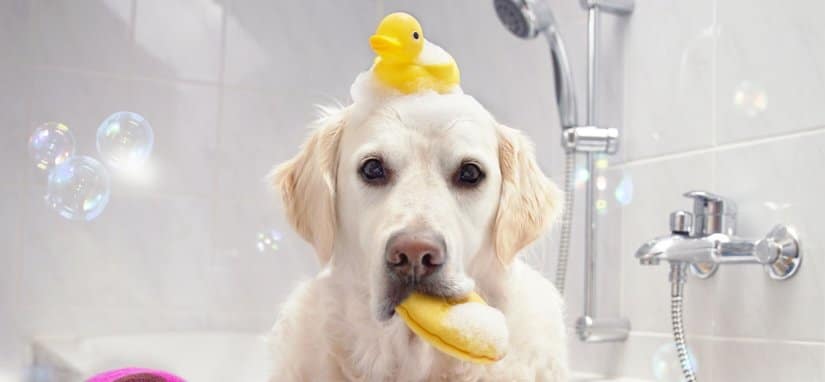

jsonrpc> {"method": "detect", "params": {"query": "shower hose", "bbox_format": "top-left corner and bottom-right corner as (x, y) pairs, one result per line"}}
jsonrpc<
(671, 263), (697, 382)
(554, 150), (576, 296)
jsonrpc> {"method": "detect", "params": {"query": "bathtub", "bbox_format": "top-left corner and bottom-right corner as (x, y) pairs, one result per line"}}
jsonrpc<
(31, 332), (643, 381)
(32, 332), (271, 382)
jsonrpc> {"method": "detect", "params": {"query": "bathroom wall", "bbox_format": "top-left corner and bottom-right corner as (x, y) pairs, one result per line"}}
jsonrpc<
(0, 0), (823, 381)
(1, 0), (373, 379)
(554, 0), (825, 381)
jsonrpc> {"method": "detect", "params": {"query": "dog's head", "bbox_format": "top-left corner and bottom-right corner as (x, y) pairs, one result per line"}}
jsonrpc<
(272, 93), (560, 320)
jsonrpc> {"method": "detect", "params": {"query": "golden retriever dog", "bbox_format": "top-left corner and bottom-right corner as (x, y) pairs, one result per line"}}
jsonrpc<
(268, 91), (568, 381)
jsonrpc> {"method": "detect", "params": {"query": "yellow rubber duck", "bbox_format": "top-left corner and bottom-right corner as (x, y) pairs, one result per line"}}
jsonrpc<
(369, 12), (460, 94)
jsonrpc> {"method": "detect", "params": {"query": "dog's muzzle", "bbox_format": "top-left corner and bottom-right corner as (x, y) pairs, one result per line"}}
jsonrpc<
(378, 229), (475, 320)
(385, 230), (446, 283)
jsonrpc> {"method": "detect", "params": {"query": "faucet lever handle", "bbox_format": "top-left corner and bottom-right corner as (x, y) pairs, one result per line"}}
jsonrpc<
(682, 190), (738, 235)
(683, 190), (733, 205)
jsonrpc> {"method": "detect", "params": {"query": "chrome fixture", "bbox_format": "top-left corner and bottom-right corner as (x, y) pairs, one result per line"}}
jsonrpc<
(635, 191), (802, 280)
(580, 0), (635, 15)
(562, 125), (619, 153)
(493, 0), (579, 129)
(493, 0), (634, 343)
(575, 0), (634, 343)
(635, 190), (802, 382)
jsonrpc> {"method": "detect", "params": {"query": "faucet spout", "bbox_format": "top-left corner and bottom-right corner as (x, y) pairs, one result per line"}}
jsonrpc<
(635, 234), (715, 265)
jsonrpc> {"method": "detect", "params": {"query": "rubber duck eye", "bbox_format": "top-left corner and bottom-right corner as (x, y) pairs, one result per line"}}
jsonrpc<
(413, 31), (420, 40)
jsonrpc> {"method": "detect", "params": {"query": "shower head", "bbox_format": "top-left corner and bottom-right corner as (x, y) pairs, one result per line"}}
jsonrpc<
(493, 0), (579, 128)
(493, 0), (556, 39)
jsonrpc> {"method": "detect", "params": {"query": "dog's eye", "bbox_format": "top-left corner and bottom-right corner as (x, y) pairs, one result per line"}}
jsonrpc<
(360, 158), (388, 185)
(455, 163), (484, 187)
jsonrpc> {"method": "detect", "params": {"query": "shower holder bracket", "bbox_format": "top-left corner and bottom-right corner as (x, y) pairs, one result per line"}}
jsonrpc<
(562, 125), (619, 153)
(580, 0), (635, 14)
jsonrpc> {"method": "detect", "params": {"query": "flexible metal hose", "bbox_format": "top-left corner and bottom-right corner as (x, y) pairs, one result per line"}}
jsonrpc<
(671, 264), (697, 382)
(554, 150), (576, 295)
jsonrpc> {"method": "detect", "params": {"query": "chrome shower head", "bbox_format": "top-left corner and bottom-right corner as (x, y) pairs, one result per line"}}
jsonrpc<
(493, 0), (579, 128)
(493, 0), (556, 39)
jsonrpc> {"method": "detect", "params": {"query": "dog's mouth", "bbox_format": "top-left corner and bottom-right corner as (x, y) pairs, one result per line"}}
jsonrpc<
(377, 273), (475, 321)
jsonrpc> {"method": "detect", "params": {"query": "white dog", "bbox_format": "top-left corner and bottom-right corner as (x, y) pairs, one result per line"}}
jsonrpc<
(268, 92), (568, 381)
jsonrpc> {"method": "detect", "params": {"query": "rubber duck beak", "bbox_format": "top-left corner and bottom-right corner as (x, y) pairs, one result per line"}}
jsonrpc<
(369, 34), (402, 55)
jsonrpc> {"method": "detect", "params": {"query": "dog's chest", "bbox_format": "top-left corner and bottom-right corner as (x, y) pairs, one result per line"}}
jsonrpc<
(323, 312), (487, 381)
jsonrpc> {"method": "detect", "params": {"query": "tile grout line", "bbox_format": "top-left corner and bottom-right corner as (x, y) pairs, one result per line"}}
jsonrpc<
(15, 0), (36, 323)
(618, 176), (626, 318)
(705, 0), (717, 365)
(23, 63), (255, 93)
(29, 64), (221, 88)
(630, 330), (825, 346)
(207, 0), (232, 317)
(613, 123), (825, 169)
(709, 15), (719, 378)
(24, 63), (351, 96)
(710, 0), (719, 197)
(710, 0), (718, 149)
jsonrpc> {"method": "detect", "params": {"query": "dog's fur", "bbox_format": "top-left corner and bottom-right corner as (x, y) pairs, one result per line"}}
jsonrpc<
(268, 93), (568, 381)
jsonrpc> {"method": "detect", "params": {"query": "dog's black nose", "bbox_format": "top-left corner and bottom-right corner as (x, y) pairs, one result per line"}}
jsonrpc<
(385, 230), (446, 281)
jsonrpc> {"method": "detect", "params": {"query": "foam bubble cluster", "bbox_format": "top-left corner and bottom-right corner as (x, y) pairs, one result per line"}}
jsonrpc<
(443, 301), (510, 355)
(350, 71), (463, 106)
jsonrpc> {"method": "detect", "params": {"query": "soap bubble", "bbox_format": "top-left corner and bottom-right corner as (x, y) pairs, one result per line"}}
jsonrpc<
(595, 176), (607, 191)
(256, 229), (283, 253)
(595, 199), (608, 215)
(614, 175), (634, 206)
(652, 342), (698, 382)
(574, 167), (590, 189)
(28, 122), (76, 171)
(733, 81), (767, 117)
(97, 111), (154, 170)
(46, 156), (111, 221)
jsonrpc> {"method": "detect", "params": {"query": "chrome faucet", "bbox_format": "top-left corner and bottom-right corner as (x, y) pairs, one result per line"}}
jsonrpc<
(635, 191), (803, 381)
(635, 191), (802, 280)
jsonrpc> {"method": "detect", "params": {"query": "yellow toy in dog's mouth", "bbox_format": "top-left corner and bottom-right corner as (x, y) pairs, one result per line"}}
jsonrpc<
(395, 292), (509, 364)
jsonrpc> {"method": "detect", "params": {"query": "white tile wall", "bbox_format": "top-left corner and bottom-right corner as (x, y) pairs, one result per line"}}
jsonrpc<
(30, 0), (134, 74)
(1, 0), (824, 380)
(0, 65), (29, 192)
(618, 153), (717, 335)
(622, 0), (716, 160)
(715, 0), (825, 143)
(133, 0), (224, 82)
(714, 133), (825, 342)
(129, 80), (220, 195)
(223, 0), (377, 96)
(0, 192), (24, 376)
(558, 0), (825, 379)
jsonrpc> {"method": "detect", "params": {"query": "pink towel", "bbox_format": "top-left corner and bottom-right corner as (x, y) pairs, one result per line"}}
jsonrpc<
(87, 367), (186, 382)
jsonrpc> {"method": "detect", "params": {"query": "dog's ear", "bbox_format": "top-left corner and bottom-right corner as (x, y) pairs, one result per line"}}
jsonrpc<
(270, 113), (344, 264)
(493, 124), (562, 265)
